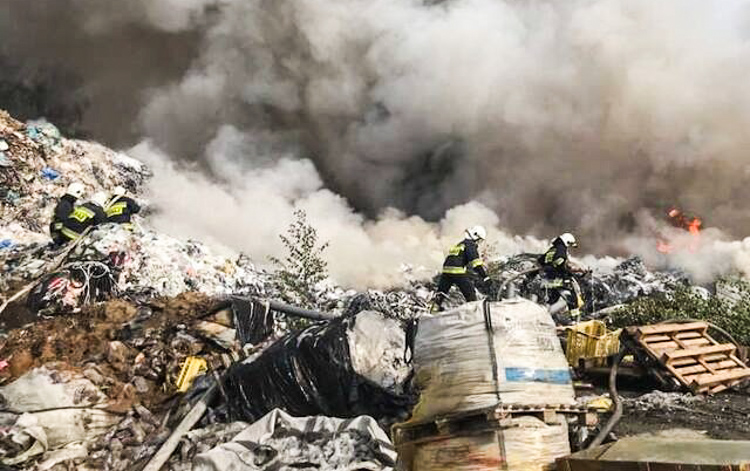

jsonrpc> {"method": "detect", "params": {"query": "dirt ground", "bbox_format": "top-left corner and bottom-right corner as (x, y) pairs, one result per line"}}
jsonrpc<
(614, 388), (750, 440)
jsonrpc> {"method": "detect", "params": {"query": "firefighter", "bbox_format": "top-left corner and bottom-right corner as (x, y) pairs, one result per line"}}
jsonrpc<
(431, 226), (490, 312)
(105, 186), (141, 228)
(50, 182), (85, 245)
(538, 232), (586, 317)
(58, 192), (108, 244)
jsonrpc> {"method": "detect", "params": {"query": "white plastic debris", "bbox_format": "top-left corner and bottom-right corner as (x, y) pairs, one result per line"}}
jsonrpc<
(348, 310), (410, 393)
(0, 366), (106, 412)
(193, 409), (397, 471)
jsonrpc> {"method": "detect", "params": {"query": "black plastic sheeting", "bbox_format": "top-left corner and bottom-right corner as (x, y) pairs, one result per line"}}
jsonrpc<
(231, 298), (274, 345)
(223, 313), (411, 423)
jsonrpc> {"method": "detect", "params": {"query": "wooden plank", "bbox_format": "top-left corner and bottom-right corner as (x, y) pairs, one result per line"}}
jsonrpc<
(642, 334), (673, 343)
(675, 360), (737, 376)
(691, 368), (750, 387)
(636, 322), (708, 336)
(671, 353), (727, 367)
(648, 338), (712, 351)
(663, 344), (735, 361)
(682, 367), (747, 383)
(675, 331), (707, 340)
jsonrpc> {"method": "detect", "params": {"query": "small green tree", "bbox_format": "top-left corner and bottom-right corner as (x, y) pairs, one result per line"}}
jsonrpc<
(269, 209), (330, 310)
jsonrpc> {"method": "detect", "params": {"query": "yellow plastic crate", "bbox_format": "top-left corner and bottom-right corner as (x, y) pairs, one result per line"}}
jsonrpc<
(565, 321), (621, 367)
(176, 356), (208, 393)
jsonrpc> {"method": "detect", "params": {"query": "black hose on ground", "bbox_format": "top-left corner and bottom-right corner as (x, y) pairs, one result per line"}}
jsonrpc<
(231, 296), (336, 321)
(587, 345), (626, 449)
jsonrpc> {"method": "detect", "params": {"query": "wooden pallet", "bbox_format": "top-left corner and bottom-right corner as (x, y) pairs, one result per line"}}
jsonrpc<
(629, 322), (750, 394)
(393, 403), (599, 446)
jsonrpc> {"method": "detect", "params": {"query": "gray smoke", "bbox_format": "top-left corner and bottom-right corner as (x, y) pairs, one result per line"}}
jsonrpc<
(4, 0), (750, 284)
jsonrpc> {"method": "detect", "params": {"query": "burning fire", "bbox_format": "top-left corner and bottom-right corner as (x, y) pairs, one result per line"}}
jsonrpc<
(657, 207), (703, 254)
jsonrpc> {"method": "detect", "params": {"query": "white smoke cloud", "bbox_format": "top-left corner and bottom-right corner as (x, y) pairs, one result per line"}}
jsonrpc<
(7, 0), (750, 287)
(132, 130), (543, 288)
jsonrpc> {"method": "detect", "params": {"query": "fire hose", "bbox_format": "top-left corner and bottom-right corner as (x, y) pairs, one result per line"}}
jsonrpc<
(587, 345), (626, 449)
(231, 296), (336, 321)
(0, 227), (92, 317)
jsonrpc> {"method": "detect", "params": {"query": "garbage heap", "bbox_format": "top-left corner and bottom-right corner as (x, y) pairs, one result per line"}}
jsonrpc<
(0, 110), (149, 244)
(492, 254), (691, 317)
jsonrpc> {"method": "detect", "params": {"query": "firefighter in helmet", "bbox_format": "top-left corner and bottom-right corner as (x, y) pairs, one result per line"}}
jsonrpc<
(58, 192), (108, 244)
(431, 225), (490, 312)
(105, 186), (141, 229)
(538, 232), (587, 317)
(50, 182), (85, 246)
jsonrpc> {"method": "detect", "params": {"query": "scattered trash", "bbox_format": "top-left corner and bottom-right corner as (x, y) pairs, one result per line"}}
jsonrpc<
(25, 119), (62, 153)
(194, 409), (397, 471)
(0, 239), (12, 250)
(40, 167), (60, 180)
(176, 357), (208, 393)
(0, 152), (10, 167)
(0, 139), (8, 152)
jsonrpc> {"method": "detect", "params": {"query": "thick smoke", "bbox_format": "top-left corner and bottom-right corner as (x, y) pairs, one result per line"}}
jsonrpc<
(5, 0), (750, 285)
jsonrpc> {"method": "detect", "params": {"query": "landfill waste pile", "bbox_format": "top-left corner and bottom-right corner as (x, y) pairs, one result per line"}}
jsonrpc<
(3, 106), (750, 470)
(0, 110), (149, 244)
(493, 254), (690, 317)
(1, 225), (267, 314)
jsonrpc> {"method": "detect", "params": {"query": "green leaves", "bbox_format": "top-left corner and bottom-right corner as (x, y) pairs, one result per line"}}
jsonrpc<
(269, 209), (329, 313)
(612, 278), (750, 346)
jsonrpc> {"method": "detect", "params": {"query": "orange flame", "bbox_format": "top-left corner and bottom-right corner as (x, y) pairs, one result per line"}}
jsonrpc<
(658, 207), (702, 254)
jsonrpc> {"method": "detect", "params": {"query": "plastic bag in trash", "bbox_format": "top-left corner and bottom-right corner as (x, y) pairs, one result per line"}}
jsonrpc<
(222, 311), (412, 423)
(193, 409), (397, 471)
(40, 167), (60, 180)
(26, 261), (119, 315)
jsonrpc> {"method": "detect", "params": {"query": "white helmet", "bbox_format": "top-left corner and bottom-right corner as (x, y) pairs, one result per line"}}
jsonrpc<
(66, 182), (85, 199)
(112, 186), (126, 198)
(465, 225), (487, 241)
(90, 191), (109, 208)
(559, 232), (578, 248)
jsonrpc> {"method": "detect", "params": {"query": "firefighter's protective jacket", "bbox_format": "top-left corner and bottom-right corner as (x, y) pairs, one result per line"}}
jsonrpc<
(442, 238), (488, 278)
(539, 238), (571, 278)
(105, 195), (141, 224)
(50, 194), (77, 234)
(60, 202), (107, 241)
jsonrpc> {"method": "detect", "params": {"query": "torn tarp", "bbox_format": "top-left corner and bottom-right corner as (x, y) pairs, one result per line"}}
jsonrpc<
(222, 311), (411, 423)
